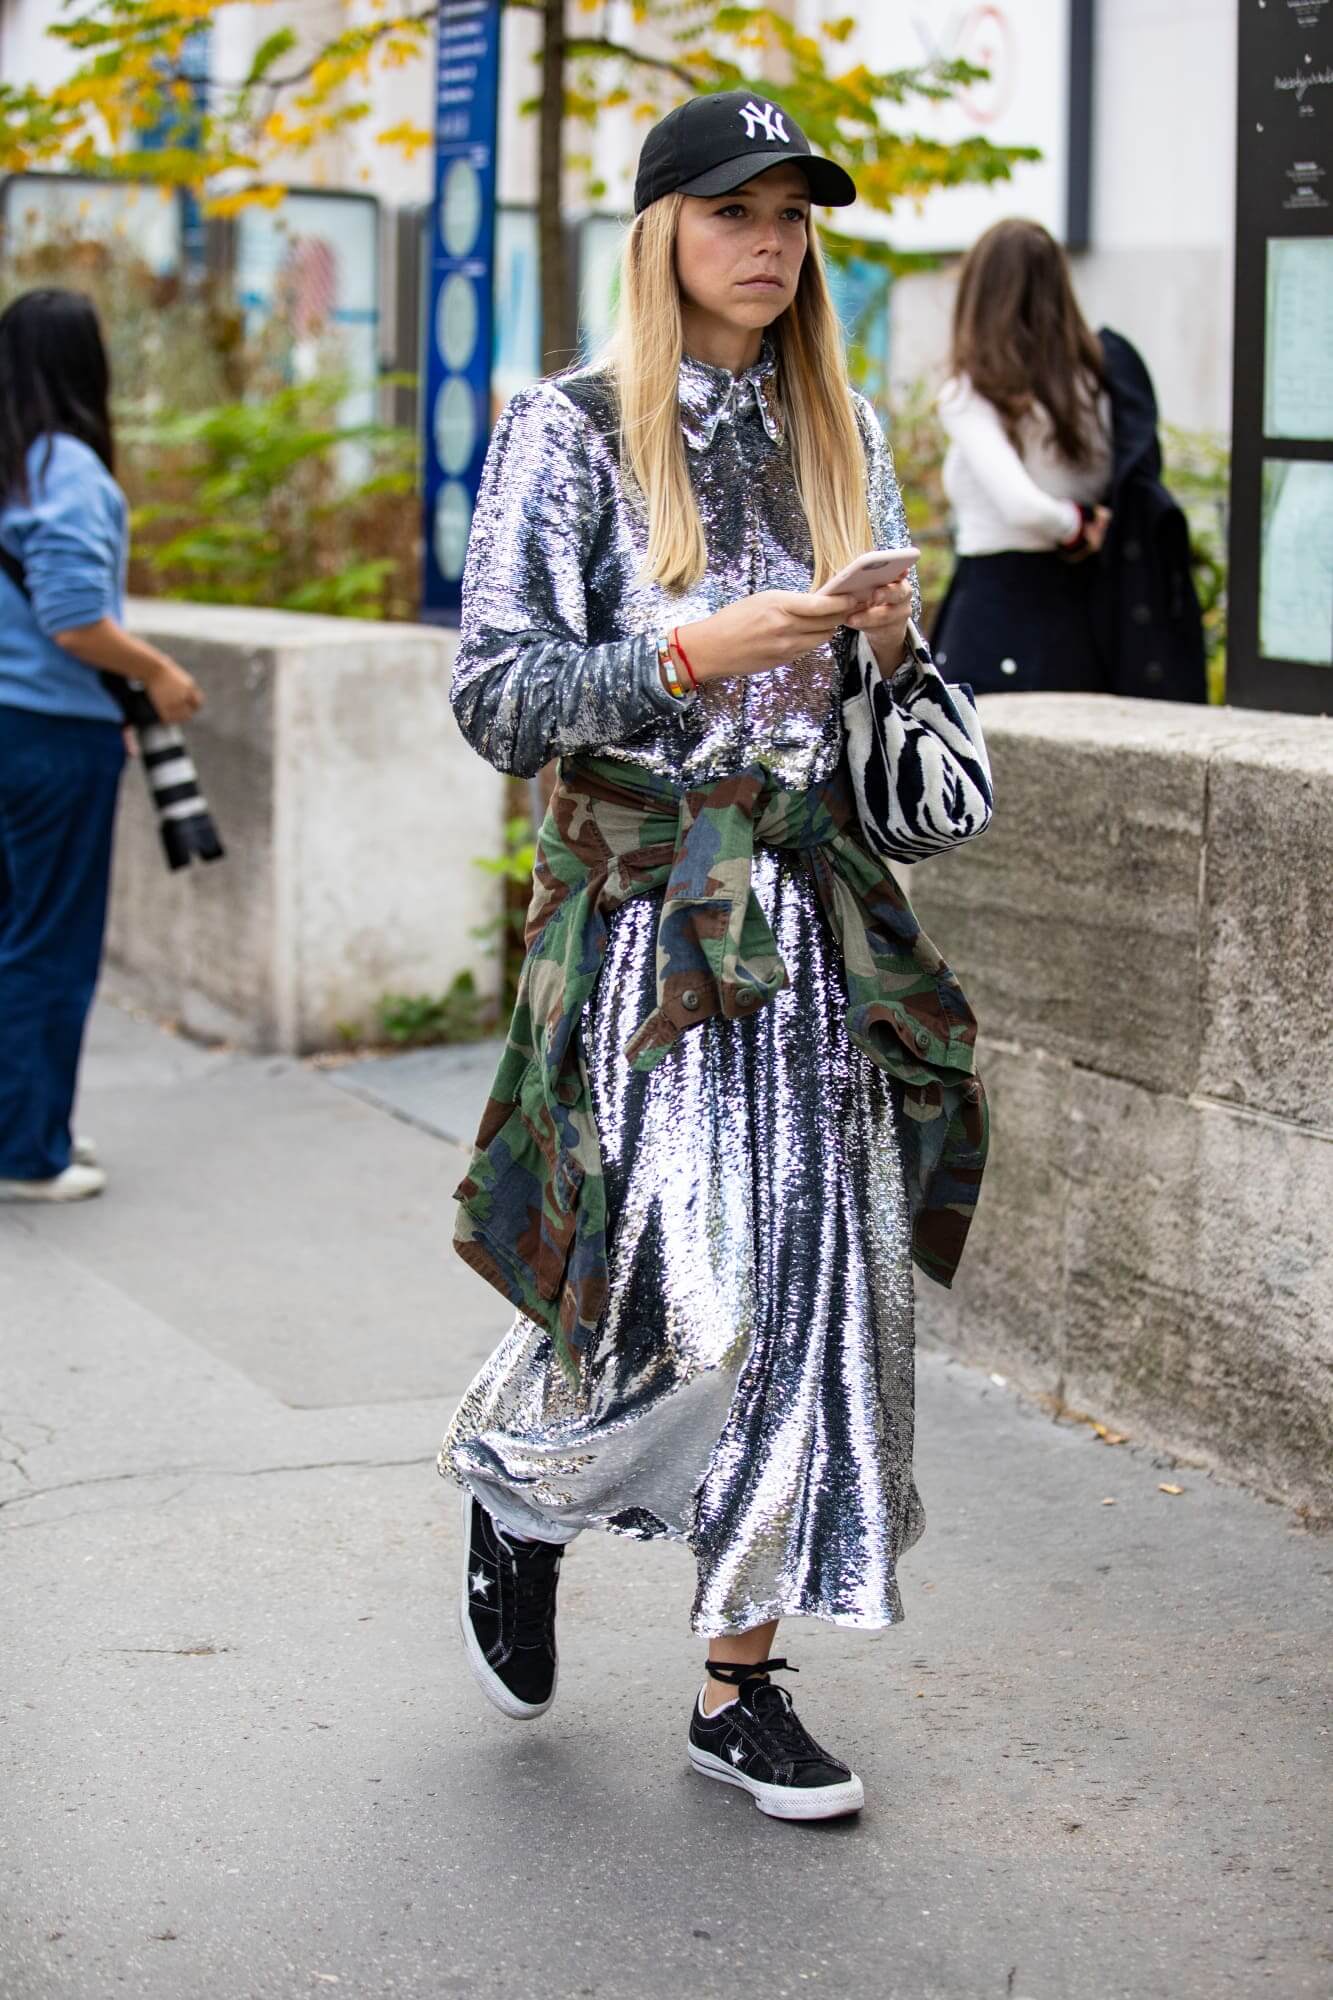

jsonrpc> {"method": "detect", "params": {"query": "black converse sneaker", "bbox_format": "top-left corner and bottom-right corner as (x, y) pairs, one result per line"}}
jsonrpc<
(459, 1492), (563, 1720)
(688, 1660), (864, 1821)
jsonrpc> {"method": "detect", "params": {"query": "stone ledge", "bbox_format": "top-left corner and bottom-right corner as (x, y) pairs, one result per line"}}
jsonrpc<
(917, 1037), (1333, 1517)
(909, 696), (1333, 1511)
(909, 694), (1333, 1120)
(1199, 728), (1333, 1129)
(107, 599), (505, 1052)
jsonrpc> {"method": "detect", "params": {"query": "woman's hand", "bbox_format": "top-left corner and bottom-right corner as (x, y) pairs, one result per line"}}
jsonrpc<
(1085, 505), (1112, 553)
(54, 614), (207, 722)
(673, 586), (879, 686)
(142, 657), (205, 725)
(1059, 503), (1112, 562)
(841, 577), (914, 675)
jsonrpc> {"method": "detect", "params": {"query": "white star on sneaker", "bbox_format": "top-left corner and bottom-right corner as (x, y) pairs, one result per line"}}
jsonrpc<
(469, 1568), (492, 1599)
(727, 1741), (745, 1765)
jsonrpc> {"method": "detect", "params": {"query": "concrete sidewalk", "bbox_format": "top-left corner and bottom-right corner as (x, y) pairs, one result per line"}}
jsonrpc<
(1, 1000), (1329, 2000)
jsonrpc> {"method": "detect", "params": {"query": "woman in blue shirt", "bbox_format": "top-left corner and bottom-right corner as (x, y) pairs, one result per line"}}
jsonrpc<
(0, 288), (203, 1201)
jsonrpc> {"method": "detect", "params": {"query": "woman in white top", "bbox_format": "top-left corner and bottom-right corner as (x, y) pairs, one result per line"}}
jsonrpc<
(931, 218), (1113, 695)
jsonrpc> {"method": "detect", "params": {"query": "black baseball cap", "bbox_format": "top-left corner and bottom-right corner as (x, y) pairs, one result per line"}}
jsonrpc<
(634, 91), (857, 215)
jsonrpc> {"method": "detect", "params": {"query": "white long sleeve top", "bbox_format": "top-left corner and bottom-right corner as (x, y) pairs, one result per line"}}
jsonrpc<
(938, 374), (1112, 556)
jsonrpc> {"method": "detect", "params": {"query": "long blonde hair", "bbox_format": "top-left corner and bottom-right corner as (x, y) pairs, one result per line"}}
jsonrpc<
(606, 192), (875, 595)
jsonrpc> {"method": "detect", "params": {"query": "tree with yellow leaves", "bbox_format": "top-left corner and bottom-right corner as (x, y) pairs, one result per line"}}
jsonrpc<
(0, 1), (1036, 367)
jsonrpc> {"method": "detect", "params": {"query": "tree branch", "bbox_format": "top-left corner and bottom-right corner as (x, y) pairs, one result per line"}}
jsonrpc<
(503, 2), (698, 88)
(202, 7), (437, 99)
(564, 38), (698, 88)
(151, 5), (712, 117)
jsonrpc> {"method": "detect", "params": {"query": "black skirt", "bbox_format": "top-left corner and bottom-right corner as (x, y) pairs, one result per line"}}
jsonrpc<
(929, 551), (1108, 697)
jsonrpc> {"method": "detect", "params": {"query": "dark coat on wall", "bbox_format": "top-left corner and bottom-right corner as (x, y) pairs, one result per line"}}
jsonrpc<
(1092, 327), (1207, 704)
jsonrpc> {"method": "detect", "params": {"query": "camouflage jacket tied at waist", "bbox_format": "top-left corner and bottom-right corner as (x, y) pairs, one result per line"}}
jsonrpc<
(453, 755), (989, 1378)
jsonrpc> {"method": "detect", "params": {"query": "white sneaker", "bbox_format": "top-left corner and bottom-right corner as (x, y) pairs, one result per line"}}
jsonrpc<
(73, 1135), (98, 1166)
(0, 1164), (107, 1202)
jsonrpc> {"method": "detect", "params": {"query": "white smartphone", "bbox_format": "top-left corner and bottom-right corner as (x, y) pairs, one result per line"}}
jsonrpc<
(819, 546), (919, 600)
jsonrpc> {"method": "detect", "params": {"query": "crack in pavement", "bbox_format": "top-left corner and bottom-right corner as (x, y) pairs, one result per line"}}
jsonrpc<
(0, 1413), (58, 1489)
(0, 1452), (436, 1524)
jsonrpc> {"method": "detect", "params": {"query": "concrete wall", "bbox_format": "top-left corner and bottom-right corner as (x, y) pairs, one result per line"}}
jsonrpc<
(107, 602), (504, 1052)
(908, 695), (1332, 1517)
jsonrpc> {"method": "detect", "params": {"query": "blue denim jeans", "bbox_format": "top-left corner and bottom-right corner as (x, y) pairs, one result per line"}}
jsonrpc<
(0, 705), (124, 1179)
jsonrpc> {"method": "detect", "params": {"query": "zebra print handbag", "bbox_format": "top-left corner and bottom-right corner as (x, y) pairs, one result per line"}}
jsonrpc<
(842, 622), (994, 864)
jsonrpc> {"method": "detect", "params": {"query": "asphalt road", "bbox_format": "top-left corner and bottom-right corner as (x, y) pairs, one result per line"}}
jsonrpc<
(2, 1000), (1329, 2000)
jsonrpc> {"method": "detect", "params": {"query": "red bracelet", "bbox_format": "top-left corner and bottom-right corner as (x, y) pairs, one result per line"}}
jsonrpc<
(670, 626), (699, 691)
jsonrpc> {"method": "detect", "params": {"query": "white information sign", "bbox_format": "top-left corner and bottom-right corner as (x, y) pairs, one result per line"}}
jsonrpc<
(1260, 459), (1333, 667)
(1263, 237), (1333, 441)
(795, 0), (1074, 250)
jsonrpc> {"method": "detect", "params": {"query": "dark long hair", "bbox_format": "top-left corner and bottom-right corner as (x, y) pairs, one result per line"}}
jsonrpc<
(950, 219), (1105, 468)
(0, 288), (115, 504)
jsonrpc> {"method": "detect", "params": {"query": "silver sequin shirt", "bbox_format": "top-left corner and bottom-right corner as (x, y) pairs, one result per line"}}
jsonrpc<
(450, 341), (915, 786)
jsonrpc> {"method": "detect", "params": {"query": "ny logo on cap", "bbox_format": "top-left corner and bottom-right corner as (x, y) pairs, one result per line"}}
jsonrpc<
(738, 99), (789, 144)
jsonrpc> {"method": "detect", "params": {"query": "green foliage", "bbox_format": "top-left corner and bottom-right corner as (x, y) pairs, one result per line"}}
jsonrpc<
(1163, 426), (1230, 704)
(873, 378), (953, 622)
(475, 813), (539, 889)
(377, 972), (490, 1047)
(121, 376), (419, 619)
(562, 2), (1039, 270)
(0, 235), (422, 620)
(0, 230), (250, 412)
(1, 0), (1037, 248)
(475, 810), (540, 1016)
(368, 810), (539, 1048)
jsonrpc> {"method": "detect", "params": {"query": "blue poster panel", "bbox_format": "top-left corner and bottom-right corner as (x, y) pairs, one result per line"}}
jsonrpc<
(421, 0), (501, 622)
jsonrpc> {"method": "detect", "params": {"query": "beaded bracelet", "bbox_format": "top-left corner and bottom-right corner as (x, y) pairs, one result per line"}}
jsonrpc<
(655, 631), (689, 701)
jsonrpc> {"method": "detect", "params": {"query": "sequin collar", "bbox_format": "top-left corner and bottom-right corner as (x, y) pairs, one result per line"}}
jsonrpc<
(678, 339), (783, 452)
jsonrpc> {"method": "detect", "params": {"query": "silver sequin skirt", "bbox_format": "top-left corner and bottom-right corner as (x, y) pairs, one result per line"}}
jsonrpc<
(440, 847), (925, 1636)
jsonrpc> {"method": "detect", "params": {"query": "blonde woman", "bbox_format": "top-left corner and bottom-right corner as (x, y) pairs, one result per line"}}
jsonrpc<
(440, 92), (989, 1822)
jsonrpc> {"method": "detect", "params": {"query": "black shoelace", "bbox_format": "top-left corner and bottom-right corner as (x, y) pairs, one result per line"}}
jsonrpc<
(499, 1532), (561, 1647)
(704, 1654), (799, 1687)
(704, 1659), (826, 1767)
(744, 1682), (826, 1766)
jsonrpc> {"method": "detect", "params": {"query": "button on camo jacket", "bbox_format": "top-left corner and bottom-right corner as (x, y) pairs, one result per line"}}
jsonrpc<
(454, 754), (989, 1380)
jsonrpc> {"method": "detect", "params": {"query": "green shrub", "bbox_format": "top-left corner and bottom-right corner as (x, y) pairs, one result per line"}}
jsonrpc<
(365, 810), (538, 1050)
(376, 972), (490, 1047)
(880, 380), (953, 625)
(122, 376), (418, 620)
(474, 808), (539, 1017)
(1162, 425), (1229, 704)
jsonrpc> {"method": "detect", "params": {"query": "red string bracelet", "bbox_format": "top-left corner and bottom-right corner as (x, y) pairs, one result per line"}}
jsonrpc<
(670, 627), (699, 692)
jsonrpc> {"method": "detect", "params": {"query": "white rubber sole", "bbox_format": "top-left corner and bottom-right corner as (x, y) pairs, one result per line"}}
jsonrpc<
(457, 1492), (557, 1722)
(0, 1163), (105, 1202)
(688, 1745), (864, 1820)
